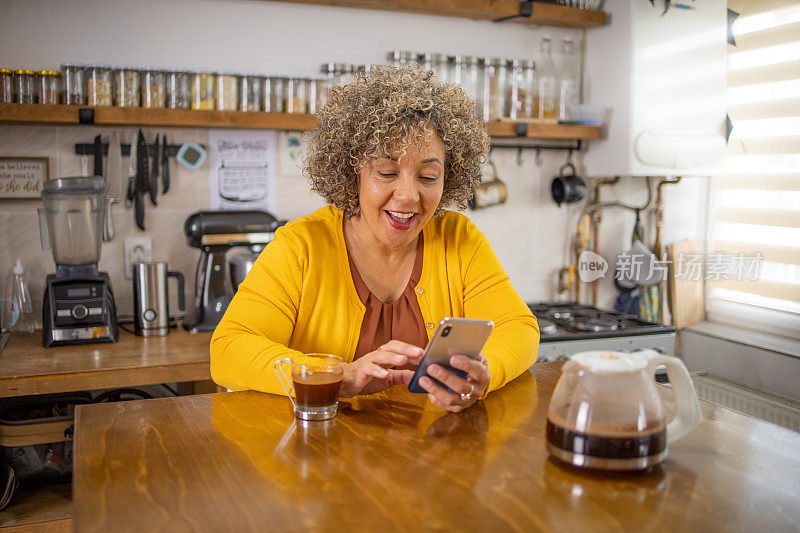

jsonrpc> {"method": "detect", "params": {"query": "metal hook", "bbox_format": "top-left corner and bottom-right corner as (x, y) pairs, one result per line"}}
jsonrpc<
(535, 148), (543, 167)
(517, 147), (523, 166)
(566, 148), (574, 164)
(488, 146), (495, 164)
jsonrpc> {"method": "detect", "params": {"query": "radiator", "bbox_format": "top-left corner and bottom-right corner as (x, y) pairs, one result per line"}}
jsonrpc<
(692, 374), (800, 433)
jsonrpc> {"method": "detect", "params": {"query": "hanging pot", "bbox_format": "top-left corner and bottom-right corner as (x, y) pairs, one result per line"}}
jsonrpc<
(469, 161), (508, 210)
(551, 162), (586, 207)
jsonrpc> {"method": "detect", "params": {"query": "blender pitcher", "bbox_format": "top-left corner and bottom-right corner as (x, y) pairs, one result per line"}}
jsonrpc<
(38, 177), (108, 272)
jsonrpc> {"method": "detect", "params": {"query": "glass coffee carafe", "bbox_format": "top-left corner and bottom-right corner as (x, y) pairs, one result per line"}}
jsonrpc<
(39, 177), (107, 273)
(546, 349), (702, 471)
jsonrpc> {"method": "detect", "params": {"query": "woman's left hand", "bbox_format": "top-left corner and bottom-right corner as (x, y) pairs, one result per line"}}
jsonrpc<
(418, 353), (490, 413)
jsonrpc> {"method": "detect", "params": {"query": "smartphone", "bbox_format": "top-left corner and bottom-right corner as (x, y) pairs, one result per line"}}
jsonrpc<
(408, 317), (494, 394)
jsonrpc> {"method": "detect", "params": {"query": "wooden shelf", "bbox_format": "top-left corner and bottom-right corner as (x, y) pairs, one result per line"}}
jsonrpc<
(486, 120), (602, 140)
(1, 104), (602, 141)
(0, 482), (72, 532)
(0, 104), (318, 131)
(269, 0), (607, 28)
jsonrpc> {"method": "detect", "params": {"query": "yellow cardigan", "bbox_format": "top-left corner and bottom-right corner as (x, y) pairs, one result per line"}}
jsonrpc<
(210, 206), (540, 396)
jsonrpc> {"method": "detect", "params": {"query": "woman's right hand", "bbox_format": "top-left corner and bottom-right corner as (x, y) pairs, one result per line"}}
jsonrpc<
(339, 340), (424, 397)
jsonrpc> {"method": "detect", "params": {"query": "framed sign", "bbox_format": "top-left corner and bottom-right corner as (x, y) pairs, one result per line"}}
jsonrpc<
(0, 157), (50, 199)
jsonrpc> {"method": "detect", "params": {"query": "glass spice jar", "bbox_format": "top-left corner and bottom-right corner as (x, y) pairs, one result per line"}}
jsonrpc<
(112, 66), (140, 107)
(141, 68), (165, 108)
(419, 53), (447, 83)
(386, 51), (419, 69)
(456, 55), (479, 107)
(482, 57), (506, 121)
(36, 70), (60, 105)
(239, 74), (262, 112)
(265, 76), (284, 113)
(215, 72), (238, 111)
(506, 59), (535, 119)
(14, 69), (35, 104)
(0, 69), (13, 103)
(62, 63), (86, 105)
(285, 77), (308, 114)
(165, 70), (190, 109)
(86, 65), (112, 106)
(191, 71), (215, 110)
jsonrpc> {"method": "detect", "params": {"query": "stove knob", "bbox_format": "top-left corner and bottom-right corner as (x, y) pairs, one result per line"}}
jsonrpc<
(72, 304), (88, 319)
(143, 309), (157, 322)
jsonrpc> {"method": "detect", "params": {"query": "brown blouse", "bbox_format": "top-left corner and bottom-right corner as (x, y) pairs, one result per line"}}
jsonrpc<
(348, 236), (429, 359)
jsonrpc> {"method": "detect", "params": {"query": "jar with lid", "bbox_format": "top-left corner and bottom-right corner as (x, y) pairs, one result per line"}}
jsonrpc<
(419, 53), (447, 82)
(265, 76), (284, 113)
(86, 65), (112, 106)
(112, 66), (140, 107)
(455, 56), (480, 113)
(285, 77), (308, 114)
(191, 71), (215, 110)
(14, 70), (35, 104)
(506, 59), (535, 119)
(215, 72), (238, 111)
(239, 74), (262, 112)
(165, 70), (190, 109)
(309, 76), (331, 114)
(482, 57), (506, 121)
(386, 51), (419, 69)
(61, 63), (86, 105)
(36, 71), (60, 105)
(141, 68), (165, 108)
(0, 69), (13, 103)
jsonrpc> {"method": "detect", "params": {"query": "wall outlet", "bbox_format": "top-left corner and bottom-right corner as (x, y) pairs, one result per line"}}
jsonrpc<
(124, 237), (153, 279)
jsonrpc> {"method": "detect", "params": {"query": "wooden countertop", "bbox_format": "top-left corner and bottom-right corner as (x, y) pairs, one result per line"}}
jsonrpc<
(0, 328), (212, 397)
(73, 362), (800, 532)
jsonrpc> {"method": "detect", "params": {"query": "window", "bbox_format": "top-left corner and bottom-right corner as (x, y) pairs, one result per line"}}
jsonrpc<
(708, 0), (800, 339)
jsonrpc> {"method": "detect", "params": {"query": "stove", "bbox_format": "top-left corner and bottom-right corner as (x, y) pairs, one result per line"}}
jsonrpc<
(528, 302), (676, 363)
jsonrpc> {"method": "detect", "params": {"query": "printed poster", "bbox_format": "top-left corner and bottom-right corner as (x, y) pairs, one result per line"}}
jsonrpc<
(209, 129), (276, 212)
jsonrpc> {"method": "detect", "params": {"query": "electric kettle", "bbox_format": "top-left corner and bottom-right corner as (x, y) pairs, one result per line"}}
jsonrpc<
(546, 350), (702, 471)
(132, 261), (185, 337)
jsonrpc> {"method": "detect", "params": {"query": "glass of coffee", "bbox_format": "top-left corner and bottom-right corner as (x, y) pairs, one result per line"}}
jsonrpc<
(273, 354), (344, 421)
(546, 349), (702, 471)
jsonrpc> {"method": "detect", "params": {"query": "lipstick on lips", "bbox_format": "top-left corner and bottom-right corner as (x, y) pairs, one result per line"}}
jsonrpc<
(385, 210), (417, 230)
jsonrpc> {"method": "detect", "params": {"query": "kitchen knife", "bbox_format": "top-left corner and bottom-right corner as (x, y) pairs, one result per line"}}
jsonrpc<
(135, 130), (150, 231)
(149, 133), (159, 206)
(103, 132), (124, 242)
(93, 134), (103, 177)
(126, 131), (137, 207)
(161, 134), (170, 194)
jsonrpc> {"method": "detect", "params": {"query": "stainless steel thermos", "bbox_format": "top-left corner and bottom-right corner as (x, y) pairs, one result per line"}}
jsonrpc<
(132, 261), (185, 336)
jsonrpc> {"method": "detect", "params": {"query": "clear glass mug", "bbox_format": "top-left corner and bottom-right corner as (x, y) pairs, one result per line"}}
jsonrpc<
(274, 354), (345, 421)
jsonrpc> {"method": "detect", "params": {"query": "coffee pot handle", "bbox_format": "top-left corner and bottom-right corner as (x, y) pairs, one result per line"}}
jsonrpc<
(648, 354), (703, 443)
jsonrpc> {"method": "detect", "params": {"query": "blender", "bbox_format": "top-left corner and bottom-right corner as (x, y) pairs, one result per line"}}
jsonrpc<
(39, 177), (118, 347)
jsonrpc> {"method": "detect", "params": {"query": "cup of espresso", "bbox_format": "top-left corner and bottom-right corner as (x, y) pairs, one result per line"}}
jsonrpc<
(273, 354), (344, 421)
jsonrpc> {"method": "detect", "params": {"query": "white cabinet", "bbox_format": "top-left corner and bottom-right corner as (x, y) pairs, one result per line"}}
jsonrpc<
(584, 0), (728, 177)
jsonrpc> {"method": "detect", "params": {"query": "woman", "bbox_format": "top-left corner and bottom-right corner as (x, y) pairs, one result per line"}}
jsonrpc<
(211, 66), (539, 413)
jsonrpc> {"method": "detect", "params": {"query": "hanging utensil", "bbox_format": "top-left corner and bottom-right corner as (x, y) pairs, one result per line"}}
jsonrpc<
(161, 134), (170, 194)
(134, 130), (149, 231)
(126, 131), (137, 208)
(149, 133), (159, 206)
(104, 132), (124, 242)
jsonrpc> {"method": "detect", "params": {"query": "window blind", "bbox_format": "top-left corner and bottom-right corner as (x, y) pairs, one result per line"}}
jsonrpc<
(711, 0), (800, 314)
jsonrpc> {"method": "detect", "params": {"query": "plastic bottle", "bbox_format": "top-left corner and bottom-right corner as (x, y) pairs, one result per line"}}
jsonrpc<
(6, 259), (35, 334)
(537, 37), (558, 121)
(558, 38), (580, 121)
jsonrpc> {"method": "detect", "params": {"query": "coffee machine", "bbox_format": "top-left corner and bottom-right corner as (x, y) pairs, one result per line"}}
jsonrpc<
(183, 210), (283, 333)
(39, 177), (118, 347)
